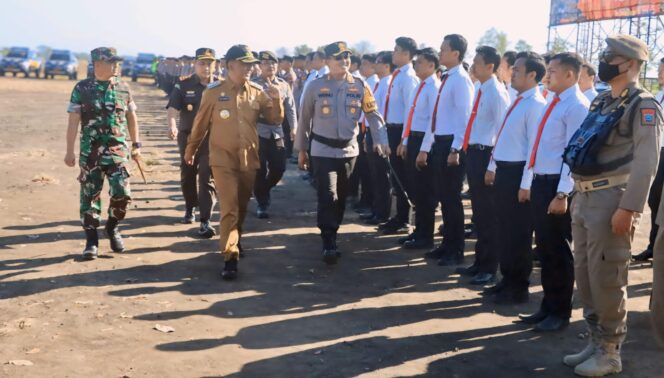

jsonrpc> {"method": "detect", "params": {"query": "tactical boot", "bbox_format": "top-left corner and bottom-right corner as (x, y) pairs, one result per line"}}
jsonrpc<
(82, 228), (98, 260)
(221, 258), (239, 280)
(573, 342), (622, 377)
(563, 336), (598, 367)
(105, 217), (125, 253)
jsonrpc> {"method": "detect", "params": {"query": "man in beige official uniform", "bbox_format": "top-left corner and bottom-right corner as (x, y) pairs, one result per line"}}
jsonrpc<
(185, 45), (284, 280)
(563, 35), (663, 376)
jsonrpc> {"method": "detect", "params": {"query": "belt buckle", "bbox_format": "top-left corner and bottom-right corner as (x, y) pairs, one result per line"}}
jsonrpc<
(478, 144), (485, 151)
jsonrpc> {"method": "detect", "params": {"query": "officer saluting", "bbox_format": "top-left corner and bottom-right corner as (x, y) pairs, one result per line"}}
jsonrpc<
(296, 41), (389, 265)
(185, 45), (284, 280)
(562, 35), (663, 377)
(166, 48), (220, 236)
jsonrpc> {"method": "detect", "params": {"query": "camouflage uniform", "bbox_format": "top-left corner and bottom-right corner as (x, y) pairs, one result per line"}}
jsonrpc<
(68, 70), (137, 229)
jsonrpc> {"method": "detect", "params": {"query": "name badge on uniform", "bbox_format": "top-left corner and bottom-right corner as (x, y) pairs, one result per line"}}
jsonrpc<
(348, 86), (359, 93)
(185, 90), (196, 97)
(218, 95), (230, 102)
(220, 110), (230, 119)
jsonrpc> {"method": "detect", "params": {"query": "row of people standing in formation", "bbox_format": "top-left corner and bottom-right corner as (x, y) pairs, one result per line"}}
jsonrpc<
(291, 35), (662, 378)
(65, 35), (663, 378)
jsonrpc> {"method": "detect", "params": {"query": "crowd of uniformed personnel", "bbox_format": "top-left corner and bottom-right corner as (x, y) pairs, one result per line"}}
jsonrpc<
(64, 33), (664, 377)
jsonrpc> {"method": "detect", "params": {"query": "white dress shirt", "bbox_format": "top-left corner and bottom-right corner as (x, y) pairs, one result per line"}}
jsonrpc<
(487, 86), (547, 189)
(420, 64), (475, 152)
(507, 83), (519, 103)
(359, 74), (381, 127)
(523, 84), (590, 193)
(401, 74), (441, 145)
(374, 75), (391, 117)
(465, 75), (510, 147)
(583, 87), (598, 103)
(384, 62), (420, 124)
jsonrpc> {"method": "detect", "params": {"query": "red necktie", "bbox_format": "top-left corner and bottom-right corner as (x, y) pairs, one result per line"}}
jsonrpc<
(430, 74), (449, 132)
(462, 89), (483, 151)
(402, 80), (427, 139)
(542, 88), (549, 98)
(528, 96), (561, 168)
(361, 81), (381, 133)
(383, 69), (401, 121)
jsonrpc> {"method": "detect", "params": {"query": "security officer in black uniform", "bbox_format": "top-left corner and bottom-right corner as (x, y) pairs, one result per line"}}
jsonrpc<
(166, 48), (220, 237)
(252, 51), (298, 218)
(296, 41), (390, 265)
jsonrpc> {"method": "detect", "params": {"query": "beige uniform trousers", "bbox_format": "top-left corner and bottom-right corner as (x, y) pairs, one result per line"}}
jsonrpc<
(211, 166), (256, 261)
(571, 185), (639, 344)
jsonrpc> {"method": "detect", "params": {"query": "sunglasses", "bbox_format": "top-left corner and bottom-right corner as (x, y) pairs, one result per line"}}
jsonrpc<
(334, 52), (351, 60)
(599, 50), (626, 64)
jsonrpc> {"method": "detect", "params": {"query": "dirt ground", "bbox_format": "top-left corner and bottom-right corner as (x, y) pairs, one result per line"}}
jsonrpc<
(0, 76), (661, 378)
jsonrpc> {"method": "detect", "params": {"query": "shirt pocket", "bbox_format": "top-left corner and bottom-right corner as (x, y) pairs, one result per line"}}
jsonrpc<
(345, 97), (361, 121)
(317, 97), (335, 119)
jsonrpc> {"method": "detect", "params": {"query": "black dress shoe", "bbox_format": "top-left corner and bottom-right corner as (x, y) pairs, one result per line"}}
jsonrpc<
(182, 208), (195, 224)
(197, 221), (215, 239)
(518, 309), (549, 324)
(398, 233), (416, 245)
(256, 206), (269, 219)
(493, 289), (529, 305)
(470, 272), (496, 285)
(425, 245), (446, 259)
(381, 222), (409, 235)
(221, 259), (238, 280)
(481, 281), (505, 296)
(632, 248), (653, 261)
(455, 264), (479, 276)
(437, 251), (464, 266)
(533, 315), (569, 332)
(365, 216), (388, 225)
(322, 249), (339, 265)
(403, 238), (434, 250)
(378, 217), (401, 231)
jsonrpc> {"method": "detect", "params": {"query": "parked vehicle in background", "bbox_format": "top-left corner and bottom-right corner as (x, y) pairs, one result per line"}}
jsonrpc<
(43, 49), (78, 80)
(121, 56), (136, 77)
(131, 53), (156, 82)
(0, 47), (42, 78)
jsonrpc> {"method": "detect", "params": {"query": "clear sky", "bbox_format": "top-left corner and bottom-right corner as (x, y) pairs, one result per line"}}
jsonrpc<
(0, 0), (551, 57)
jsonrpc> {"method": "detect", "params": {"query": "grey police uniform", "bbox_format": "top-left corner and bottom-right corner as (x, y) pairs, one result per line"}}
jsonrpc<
(252, 74), (298, 210)
(570, 83), (662, 346)
(295, 71), (387, 253)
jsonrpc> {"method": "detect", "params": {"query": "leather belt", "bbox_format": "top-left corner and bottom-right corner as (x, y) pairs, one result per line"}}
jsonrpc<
(574, 174), (629, 193)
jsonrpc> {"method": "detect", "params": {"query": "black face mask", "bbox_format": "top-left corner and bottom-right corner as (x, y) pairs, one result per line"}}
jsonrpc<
(598, 61), (624, 82)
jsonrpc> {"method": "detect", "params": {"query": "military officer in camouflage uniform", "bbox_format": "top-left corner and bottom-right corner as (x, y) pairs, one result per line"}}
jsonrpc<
(252, 51), (298, 219)
(562, 35), (663, 377)
(295, 41), (389, 265)
(185, 45), (283, 280)
(64, 47), (141, 260)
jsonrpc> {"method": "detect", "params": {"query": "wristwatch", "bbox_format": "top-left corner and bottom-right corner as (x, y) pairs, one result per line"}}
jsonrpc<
(556, 192), (568, 200)
(132, 142), (142, 149)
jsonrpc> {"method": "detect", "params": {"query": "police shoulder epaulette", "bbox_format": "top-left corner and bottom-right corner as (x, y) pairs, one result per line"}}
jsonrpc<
(207, 80), (222, 89)
(249, 81), (263, 90)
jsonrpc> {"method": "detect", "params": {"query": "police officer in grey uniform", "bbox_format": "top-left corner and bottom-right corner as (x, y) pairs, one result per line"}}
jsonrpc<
(252, 51), (297, 218)
(295, 41), (390, 265)
(562, 34), (663, 377)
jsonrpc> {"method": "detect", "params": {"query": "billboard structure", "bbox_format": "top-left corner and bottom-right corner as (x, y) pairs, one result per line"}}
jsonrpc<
(548, 0), (664, 80)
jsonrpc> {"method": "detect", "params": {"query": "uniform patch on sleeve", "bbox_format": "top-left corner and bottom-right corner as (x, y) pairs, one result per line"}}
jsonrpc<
(642, 108), (657, 126)
(362, 85), (378, 113)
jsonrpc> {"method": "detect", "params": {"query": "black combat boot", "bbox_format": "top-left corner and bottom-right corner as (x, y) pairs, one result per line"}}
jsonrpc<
(221, 258), (239, 280)
(82, 228), (98, 260)
(105, 217), (125, 253)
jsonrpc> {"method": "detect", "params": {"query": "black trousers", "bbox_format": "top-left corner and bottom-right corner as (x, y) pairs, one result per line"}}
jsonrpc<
(466, 147), (497, 273)
(313, 156), (357, 249)
(282, 117), (294, 158)
(495, 162), (533, 289)
(348, 131), (373, 206)
(432, 136), (465, 253)
(254, 136), (287, 208)
(647, 147), (664, 250)
(387, 125), (410, 223)
(531, 175), (573, 317)
(177, 131), (215, 221)
(366, 132), (392, 220)
(406, 133), (435, 241)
